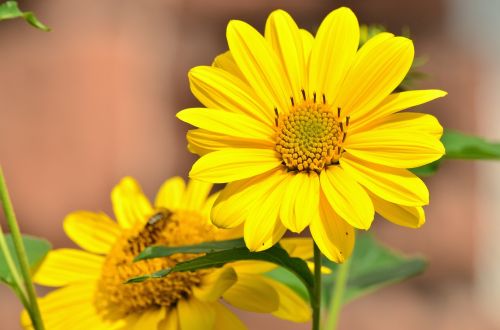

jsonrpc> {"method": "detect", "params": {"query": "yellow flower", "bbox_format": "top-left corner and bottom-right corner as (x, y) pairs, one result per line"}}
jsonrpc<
(176, 7), (446, 262)
(23, 177), (311, 329)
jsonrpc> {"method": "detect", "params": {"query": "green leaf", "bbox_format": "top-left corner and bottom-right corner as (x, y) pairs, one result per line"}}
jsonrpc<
(0, 1), (50, 31)
(323, 234), (426, 305)
(127, 243), (314, 299)
(264, 267), (310, 301)
(0, 234), (51, 285)
(410, 159), (441, 177)
(442, 130), (500, 159)
(135, 238), (246, 261)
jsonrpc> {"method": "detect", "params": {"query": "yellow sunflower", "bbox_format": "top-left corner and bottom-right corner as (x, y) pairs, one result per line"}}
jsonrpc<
(22, 177), (311, 329)
(176, 7), (446, 262)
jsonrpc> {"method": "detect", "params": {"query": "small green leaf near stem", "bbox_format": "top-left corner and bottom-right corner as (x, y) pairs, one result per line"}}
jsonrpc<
(0, 167), (45, 330)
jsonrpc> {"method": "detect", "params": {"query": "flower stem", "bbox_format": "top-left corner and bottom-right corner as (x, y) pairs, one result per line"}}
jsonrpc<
(325, 257), (351, 330)
(0, 167), (44, 330)
(312, 241), (322, 330)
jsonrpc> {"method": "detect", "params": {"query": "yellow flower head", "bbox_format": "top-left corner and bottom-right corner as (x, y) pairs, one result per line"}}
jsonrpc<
(176, 7), (446, 262)
(23, 177), (311, 329)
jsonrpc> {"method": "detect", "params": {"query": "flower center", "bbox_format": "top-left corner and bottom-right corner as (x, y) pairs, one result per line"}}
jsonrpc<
(94, 209), (216, 320)
(275, 94), (349, 172)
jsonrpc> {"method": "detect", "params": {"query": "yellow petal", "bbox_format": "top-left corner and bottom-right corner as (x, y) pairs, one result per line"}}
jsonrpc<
(223, 273), (279, 313)
(192, 267), (237, 302)
(190, 148), (281, 183)
(188, 66), (274, 124)
(180, 179), (212, 211)
(300, 29), (314, 63)
(351, 89), (447, 131)
(227, 19), (291, 113)
(320, 166), (374, 229)
(338, 34), (414, 120)
(355, 112), (444, 138)
(187, 128), (275, 156)
(32, 282), (121, 330)
(34, 249), (103, 287)
(177, 298), (216, 330)
(157, 308), (178, 330)
(213, 302), (247, 330)
(111, 177), (153, 229)
(340, 153), (429, 206)
(280, 172), (319, 233)
(310, 192), (355, 262)
(309, 7), (359, 102)
(212, 169), (288, 229)
(244, 172), (289, 251)
(344, 119), (445, 168)
(279, 238), (314, 260)
(260, 277), (311, 322)
(212, 50), (245, 81)
(131, 308), (166, 330)
(265, 9), (306, 102)
(155, 176), (186, 210)
(63, 211), (121, 255)
(230, 260), (277, 274)
(369, 192), (425, 228)
(177, 108), (274, 142)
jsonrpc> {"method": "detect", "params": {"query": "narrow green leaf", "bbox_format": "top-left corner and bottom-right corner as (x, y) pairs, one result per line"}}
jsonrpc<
(127, 244), (314, 299)
(442, 130), (500, 159)
(0, 1), (50, 31)
(135, 238), (246, 261)
(0, 234), (51, 285)
(323, 234), (426, 305)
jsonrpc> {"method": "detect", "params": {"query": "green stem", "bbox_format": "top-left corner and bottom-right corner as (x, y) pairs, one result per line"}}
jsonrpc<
(325, 257), (351, 330)
(0, 167), (44, 330)
(0, 221), (27, 297)
(312, 242), (322, 330)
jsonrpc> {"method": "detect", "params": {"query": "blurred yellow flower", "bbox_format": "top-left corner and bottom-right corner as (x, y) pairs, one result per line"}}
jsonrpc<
(177, 7), (446, 262)
(22, 177), (310, 329)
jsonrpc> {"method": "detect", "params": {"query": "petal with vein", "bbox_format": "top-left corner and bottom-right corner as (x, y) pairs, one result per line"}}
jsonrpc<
(310, 192), (355, 262)
(190, 148), (282, 183)
(369, 191), (425, 228)
(177, 108), (274, 142)
(213, 302), (247, 330)
(223, 273), (279, 313)
(63, 211), (120, 254)
(189, 66), (273, 124)
(187, 128), (275, 156)
(154, 176), (186, 210)
(34, 249), (103, 287)
(340, 153), (429, 206)
(338, 34), (413, 120)
(177, 298), (216, 330)
(320, 166), (374, 229)
(227, 19), (291, 113)
(212, 50), (245, 81)
(192, 267), (237, 302)
(351, 89), (447, 130)
(180, 179), (212, 211)
(111, 177), (153, 229)
(265, 9), (306, 102)
(309, 7), (359, 102)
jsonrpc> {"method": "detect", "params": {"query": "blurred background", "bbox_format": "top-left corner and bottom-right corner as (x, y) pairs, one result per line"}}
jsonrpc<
(1, 0), (499, 329)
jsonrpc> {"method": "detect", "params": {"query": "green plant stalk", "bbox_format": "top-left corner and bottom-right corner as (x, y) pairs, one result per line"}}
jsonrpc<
(312, 242), (322, 330)
(0, 222), (27, 297)
(325, 257), (351, 330)
(0, 167), (44, 330)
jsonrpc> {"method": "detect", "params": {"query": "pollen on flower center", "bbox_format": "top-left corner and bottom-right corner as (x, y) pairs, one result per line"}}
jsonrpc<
(94, 209), (215, 320)
(275, 94), (349, 172)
